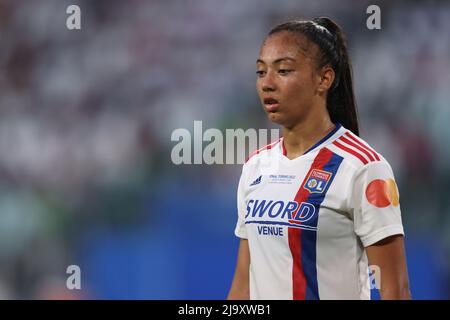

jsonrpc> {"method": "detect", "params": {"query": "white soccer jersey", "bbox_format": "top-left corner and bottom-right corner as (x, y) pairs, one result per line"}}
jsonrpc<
(234, 123), (404, 300)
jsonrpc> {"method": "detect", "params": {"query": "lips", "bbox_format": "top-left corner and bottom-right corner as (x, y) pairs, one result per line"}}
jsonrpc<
(263, 97), (280, 112)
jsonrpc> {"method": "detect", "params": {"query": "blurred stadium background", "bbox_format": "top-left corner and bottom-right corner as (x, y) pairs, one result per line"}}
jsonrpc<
(0, 0), (449, 299)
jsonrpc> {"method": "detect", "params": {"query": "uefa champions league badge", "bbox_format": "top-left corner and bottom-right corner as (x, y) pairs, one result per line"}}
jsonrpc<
(303, 169), (333, 193)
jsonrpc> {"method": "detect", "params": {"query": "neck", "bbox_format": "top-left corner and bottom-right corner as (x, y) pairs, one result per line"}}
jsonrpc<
(282, 109), (335, 159)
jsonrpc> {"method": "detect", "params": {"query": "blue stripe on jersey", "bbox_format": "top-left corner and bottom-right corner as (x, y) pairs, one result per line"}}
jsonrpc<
(302, 151), (344, 300)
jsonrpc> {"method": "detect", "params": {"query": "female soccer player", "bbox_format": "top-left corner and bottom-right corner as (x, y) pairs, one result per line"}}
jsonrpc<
(227, 17), (411, 300)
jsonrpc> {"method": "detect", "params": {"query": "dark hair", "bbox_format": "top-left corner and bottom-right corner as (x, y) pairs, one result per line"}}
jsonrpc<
(268, 17), (359, 136)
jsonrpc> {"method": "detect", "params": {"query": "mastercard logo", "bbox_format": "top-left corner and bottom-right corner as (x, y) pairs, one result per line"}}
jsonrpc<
(365, 179), (399, 208)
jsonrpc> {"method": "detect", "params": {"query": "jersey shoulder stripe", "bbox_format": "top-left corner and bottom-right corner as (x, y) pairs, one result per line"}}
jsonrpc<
(245, 138), (282, 163)
(344, 131), (381, 161)
(330, 130), (382, 166)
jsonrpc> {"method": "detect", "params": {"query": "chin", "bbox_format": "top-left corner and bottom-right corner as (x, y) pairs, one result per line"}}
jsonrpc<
(266, 112), (284, 125)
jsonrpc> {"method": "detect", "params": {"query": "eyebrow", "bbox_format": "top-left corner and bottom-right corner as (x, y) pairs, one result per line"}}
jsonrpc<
(256, 57), (297, 64)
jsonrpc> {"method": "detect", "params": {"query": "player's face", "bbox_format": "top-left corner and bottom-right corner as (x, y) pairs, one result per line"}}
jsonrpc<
(256, 31), (322, 128)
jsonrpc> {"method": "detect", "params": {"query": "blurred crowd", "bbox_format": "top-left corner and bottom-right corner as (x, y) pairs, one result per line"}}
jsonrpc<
(0, 0), (449, 299)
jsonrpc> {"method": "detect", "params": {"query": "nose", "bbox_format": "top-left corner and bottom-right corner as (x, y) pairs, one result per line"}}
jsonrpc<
(262, 83), (275, 92)
(259, 71), (276, 92)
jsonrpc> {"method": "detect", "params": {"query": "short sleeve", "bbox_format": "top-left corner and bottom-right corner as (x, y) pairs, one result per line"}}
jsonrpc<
(234, 167), (248, 239)
(351, 161), (404, 247)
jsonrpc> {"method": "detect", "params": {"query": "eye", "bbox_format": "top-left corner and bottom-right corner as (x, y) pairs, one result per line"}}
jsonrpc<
(278, 69), (293, 75)
(256, 70), (266, 77)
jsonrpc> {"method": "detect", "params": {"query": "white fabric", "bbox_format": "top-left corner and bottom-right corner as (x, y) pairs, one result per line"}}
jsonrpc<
(234, 125), (404, 300)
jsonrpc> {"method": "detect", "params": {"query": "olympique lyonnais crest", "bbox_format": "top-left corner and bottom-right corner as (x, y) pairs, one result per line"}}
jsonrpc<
(303, 169), (333, 194)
